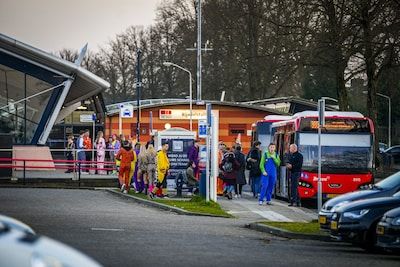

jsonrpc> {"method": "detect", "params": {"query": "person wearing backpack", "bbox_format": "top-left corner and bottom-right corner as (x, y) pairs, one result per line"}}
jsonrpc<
(247, 141), (262, 198)
(219, 148), (240, 200)
(259, 143), (281, 205)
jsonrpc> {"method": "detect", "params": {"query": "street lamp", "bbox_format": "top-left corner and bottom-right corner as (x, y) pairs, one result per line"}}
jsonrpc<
(163, 62), (193, 131)
(362, 91), (391, 147)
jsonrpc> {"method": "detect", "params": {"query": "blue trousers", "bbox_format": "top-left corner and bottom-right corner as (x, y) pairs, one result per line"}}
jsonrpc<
(251, 176), (261, 197)
(259, 174), (276, 202)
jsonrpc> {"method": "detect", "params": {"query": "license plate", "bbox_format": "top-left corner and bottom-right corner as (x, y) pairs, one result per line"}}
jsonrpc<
(376, 226), (385, 235)
(319, 216), (327, 224)
(327, 194), (338, 198)
(331, 221), (338, 230)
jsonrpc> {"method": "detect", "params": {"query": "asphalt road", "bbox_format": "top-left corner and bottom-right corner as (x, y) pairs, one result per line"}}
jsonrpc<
(0, 188), (398, 267)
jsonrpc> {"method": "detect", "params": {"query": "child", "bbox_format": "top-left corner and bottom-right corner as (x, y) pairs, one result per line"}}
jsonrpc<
(116, 141), (134, 193)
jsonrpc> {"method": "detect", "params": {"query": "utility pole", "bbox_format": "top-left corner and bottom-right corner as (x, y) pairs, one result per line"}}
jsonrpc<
(197, 0), (202, 101)
(136, 49), (142, 142)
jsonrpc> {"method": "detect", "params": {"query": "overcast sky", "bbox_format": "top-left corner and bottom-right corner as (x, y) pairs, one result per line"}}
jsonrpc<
(0, 0), (161, 53)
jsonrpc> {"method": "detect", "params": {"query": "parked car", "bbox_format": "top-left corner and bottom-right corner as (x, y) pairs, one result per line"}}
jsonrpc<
(379, 142), (388, 153)
(0, 217), (101, 267)
(381, 145), (400, 167)
(376, 206), (400, 251)
(329, 192), (400, 250)
(0, 214), (35, 235)
(319, 171), (400, 230)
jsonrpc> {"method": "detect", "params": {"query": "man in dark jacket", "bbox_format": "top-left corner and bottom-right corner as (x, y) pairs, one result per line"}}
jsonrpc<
(247, 141), (262, 198)
(234, 145), (246, 198)
(286, 144), (303, 207)
(187, 139), (200, 178)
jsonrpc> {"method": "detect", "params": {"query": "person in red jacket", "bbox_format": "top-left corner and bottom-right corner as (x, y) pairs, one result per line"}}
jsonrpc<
(116, 141), (134, 193)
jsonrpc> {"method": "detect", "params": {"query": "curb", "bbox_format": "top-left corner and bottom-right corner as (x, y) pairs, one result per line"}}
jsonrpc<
(105, 189), (231, 218)
(246, 222), (331, 242)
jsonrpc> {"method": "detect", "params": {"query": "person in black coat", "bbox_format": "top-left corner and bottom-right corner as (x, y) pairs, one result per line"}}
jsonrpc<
(234, 145), (246, 198)
(247, 141), (262, 198)
(286, 144), (303, 207)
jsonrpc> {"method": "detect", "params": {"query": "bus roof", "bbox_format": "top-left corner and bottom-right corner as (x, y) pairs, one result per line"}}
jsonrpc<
(292, 111), (365, 119)
(262, 115), (293, 121)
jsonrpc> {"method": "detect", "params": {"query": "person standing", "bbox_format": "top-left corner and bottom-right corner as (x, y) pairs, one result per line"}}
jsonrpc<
(95, 131), (106, 175)
(259, 143), (281, 205)
(219, 148), (240, 200)
(247, 141), (262, 198)
(149, 141), (170, 199)
(286, 144), (303, 207)
(234, 145), (246, 198)
(116, 141), (134, 193)
(109, 134), (121, 174)
(132, 142), (144, 193)
(137, 144), (148, 193)
(187, 139), (200, 178)
(76, 131), (86, 174)
(83, 129), (92, 173)
(145, 144), (157, 195)
(65, 135), (75, 173)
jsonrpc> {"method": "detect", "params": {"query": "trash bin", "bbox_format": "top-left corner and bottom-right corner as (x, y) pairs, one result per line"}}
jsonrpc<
(199, 171), (206, 197)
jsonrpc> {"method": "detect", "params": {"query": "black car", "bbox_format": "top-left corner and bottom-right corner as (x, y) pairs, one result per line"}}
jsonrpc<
(319, 171), (400, 230)
(381, 145), (400, 167)
(330, 192), (400, 250)
(376, 207), (400, 251)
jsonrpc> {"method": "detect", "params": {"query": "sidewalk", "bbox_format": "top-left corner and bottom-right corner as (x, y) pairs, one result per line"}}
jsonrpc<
(218, 191), (318, 223)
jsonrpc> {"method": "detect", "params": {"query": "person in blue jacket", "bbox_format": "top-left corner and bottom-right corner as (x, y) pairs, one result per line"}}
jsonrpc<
(259, 143), (281, 205)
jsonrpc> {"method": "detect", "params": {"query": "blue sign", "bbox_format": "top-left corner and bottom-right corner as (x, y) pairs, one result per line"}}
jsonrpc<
(198, 120), (207, 138)
(92, 114), (97, 121)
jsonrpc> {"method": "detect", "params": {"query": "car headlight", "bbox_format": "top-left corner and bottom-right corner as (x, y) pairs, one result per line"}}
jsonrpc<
(392, 217), (400, 226)
(331, 201), (350, 212)
(343, 209), (369, 219)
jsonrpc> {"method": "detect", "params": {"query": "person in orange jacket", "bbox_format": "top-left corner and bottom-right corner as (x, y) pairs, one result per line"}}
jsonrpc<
(116, 141), (135, 193)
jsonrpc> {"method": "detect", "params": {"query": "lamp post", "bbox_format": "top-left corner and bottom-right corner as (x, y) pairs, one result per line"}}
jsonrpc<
(163, 62), (193, 131)
(362, 91), (391, 147)
(377, 93), (391, 147)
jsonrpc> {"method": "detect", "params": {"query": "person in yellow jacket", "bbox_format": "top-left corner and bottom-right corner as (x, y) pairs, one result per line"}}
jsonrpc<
(149, 141), (170, 199)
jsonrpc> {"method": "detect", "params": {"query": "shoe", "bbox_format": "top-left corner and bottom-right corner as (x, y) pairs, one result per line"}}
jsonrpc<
(234, 194), (238, 199)
(120, 184), (126, 192)
(123, 190), (127, 194)
(238, 194), (242, 198)
(267, 201), (272, 205)
(259, 201), (263, 206)
(135, 190), (140, 194)
(187, 192), (193, 196)
(148, 192), (154, 199)
(288, 203), (294, 207)
(227, 192), (233, 200)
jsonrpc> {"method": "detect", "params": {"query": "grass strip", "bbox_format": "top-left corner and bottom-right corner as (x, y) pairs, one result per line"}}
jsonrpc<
(121, 190), (232, 217)
(261, 221), (323, 235)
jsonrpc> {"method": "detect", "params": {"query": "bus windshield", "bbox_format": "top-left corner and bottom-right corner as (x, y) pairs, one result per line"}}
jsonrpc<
(299, 145), (372, 173)
(298, 133), (373, 173)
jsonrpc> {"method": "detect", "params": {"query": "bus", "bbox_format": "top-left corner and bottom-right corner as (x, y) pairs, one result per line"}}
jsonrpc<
(251, 115), (292, 151)
(270, 111), (374, 200)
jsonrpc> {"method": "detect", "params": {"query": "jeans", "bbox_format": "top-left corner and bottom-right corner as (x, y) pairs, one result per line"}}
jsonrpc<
(259, 174), (276, 202)
(251, 176), (261, 197)
(290, 172), (301, 204)
(224, 185), (235, 193)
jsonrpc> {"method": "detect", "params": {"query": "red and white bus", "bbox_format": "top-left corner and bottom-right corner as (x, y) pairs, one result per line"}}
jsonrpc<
(251, 115), (292, 151)
(270, 111), (374, 200)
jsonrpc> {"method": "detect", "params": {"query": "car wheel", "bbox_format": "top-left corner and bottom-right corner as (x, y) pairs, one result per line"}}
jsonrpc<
(361, 222), (379, 252)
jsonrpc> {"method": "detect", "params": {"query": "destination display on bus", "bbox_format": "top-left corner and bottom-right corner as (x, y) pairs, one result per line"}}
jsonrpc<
(299, 118), (371, 133)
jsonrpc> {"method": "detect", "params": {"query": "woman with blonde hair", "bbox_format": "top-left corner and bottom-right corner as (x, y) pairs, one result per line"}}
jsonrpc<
(95, 131), (106, 175)
(146, 144), (157, 195)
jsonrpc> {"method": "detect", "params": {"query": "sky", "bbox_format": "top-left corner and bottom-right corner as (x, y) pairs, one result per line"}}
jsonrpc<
(0, 0), (161, 53)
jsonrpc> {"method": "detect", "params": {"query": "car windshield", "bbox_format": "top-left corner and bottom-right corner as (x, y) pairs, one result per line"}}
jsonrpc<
(376, 172), (400, 190)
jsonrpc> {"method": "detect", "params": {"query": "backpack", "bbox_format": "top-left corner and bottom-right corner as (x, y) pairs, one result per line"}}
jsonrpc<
(222, 160), (233, 173)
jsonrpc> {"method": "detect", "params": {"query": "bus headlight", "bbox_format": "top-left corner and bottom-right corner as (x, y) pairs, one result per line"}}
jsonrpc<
(298, 181), (313, 188)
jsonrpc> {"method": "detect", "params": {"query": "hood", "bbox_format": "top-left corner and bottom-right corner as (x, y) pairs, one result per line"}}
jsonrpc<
(323, 189), (382, 210)
(383, 206), (400, 218)
(336, 196), (400, 212)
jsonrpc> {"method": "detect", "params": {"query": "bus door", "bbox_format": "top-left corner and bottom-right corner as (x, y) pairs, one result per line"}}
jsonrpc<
(274, 132), (287, 198)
